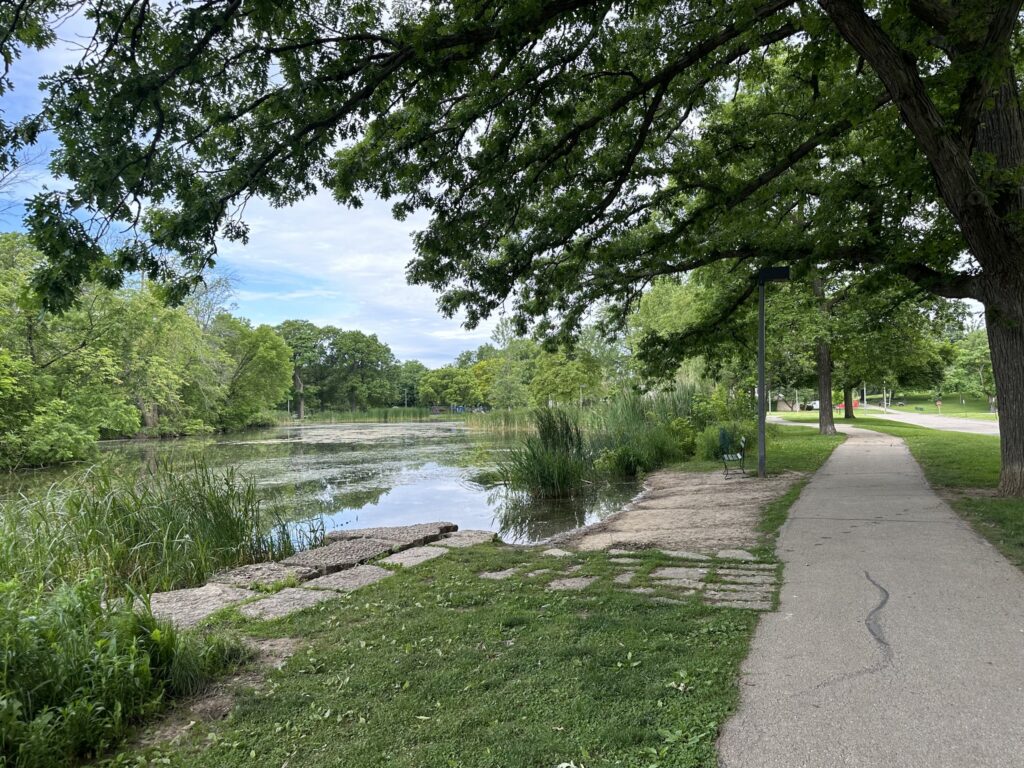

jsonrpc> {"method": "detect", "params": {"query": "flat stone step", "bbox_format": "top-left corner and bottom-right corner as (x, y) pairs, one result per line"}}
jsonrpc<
(380, 546), (447, 567)
(281, 538), (398, 575)
(149, 583), (253, 628)
(434, 530), (497, 548)
(240, 588), (338, 620)
(209, 562), (317, 589)
(326, 521), (457, 548)
(651, 566), (709, 581)
(303, 564), (394, 592)
(547, 576), (596, 591)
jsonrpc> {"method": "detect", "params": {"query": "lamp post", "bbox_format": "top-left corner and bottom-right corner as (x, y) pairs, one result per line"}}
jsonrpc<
(757, 266), (791, 478)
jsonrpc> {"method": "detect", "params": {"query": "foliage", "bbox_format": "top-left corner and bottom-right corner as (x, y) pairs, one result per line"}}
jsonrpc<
(943, 330), (996, 409)
(0, 576), (247, 768)
(0, 234), (293, 466)
(697, 422), (758, 462)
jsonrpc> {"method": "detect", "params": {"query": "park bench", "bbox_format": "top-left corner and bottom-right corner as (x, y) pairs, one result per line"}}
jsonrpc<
(720, 429), (747, 478)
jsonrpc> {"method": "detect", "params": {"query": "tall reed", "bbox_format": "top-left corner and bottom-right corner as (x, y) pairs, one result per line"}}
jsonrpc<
(0, 460), (294, 596)
(499, 408), (592, 498)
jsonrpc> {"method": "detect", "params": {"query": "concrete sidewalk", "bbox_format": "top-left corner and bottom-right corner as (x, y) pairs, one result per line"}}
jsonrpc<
(718, 426), (1024, 767)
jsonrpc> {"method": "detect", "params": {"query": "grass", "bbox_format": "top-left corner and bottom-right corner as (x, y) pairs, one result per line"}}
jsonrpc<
(103, 427), (847, 768)
(0, 461), (297, 596)
(781, 413), (1024, 569)
(106, 546), (760, 768)
(864, 393), (998, 421)
(500, 408), (592, 498)
(0, 461), (298, 766)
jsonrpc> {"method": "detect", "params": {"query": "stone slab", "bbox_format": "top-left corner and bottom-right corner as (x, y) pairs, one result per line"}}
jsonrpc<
(630, 587), (655, 594)
(281, 538), (397, 575)
(303, 564), (393, 592)
(380, 546), (447, 567)
(326, 521), (457, 548)
(613, 571), (635, 585)
(479, 568), (518, 580)
(651, 566), (708, 581)
(209, 562), (317, 589)
(608, 548), (633, 555)
(149, 583), (253, 628)
(547, 576), (597, 591)
(652, 595), (693, 605)
(705, 597), (772, 611)
(434, 530), (497, 548)
(716, 548), (756, 561)
(525, 569), (550, 577)
(660, 549), (711, 561)
(655, 577), (705, 590)
(714, 571), (775, 585)
(239, 588), (338, 620)
(609, 558), (636, 565)
(542, 547), (573, 558)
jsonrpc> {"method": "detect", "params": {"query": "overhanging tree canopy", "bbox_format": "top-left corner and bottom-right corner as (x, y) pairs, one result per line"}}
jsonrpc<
(4, 0), (1024, 491)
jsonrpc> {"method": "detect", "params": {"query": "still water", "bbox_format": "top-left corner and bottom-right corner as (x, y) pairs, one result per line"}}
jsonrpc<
(2, 421), (638, 544)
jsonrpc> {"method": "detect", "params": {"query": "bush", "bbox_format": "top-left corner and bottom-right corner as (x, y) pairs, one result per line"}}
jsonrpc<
(697, 421), (758, 460)
(0, 576), (247, 767)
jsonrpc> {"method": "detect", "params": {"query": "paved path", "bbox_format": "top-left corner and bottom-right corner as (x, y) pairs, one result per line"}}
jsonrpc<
(861, 407), (999, 435)
(718, 426), (1024, 767)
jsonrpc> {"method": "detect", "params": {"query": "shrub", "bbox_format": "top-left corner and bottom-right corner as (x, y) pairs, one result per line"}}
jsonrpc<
(697, 421), (758, 460)
(0, 576), (247, 767)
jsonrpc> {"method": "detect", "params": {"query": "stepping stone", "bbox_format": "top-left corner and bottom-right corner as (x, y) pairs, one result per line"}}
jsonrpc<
(661, 550), (711, 561)
(630, 587), (656, 595)
(705, 597), (772, 611)
(651, 595), (692, 605)
(479, 568), (519, 580)
(706, 583), (774, 596)
(651, 566), (708, 581)
(281, 538), (397, 575)
(565, 564), (583, 573)
(303, 564), (393, 592)
(434, 530), (497, 548)
(714, 570), (774, 585)
(380, 546), (447, 567)
(326, 522), (457, 548)
(608, 548), (634, 555)
(209, 562), (317, 589)
(613, 571), (635, 585)
(149, 583), (253, 628)
(705, 587), (774, 602)
(525, 569), (550, 577)
(547, 576), (597, 591)
(654, 577), (705, 590)
(239, 588), (338, 620)
(542, 547), (573, 558)
(716, 549), (757, 561)
(609, 558), (636, 565)
(732, 563), (778, 571)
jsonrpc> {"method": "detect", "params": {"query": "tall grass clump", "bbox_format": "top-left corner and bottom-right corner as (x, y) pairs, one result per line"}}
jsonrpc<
(500, 408), (592, 498)
(0, 460), (294, 595)
(0, 460), (293, 765)
(588, 385), (699, 477)
(465, 408), (534, 435)
(0, 575), (247, 767)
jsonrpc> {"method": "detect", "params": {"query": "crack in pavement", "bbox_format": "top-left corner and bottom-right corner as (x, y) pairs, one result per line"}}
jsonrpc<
(864, 570), (892, 662)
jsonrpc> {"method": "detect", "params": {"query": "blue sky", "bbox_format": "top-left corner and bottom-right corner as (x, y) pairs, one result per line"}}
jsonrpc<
(1, 29), (495, 369)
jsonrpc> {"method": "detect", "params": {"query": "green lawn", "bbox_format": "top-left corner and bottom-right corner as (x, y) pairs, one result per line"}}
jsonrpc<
(104, 430), (846, 768)
(863, 393), (998, 421)
(781, 414), (1024, 569)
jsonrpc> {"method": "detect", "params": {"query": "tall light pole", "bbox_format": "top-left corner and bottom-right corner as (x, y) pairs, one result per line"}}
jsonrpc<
(757, 267), (791, 478)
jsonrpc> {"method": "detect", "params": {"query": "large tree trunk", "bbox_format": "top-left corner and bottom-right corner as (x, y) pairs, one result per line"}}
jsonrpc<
(293, 370), (305, 419)
(984, 288), (1024, 495)
(843, 385), (855, 419)
(816, 341), (837, 435)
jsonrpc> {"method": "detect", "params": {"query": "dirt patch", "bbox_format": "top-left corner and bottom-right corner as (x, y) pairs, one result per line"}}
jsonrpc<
(135, 637), (303, 748)
(554, 469), (802, 553)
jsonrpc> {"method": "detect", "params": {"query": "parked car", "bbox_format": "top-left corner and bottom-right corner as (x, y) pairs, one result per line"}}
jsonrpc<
(808, 400), (820, 410)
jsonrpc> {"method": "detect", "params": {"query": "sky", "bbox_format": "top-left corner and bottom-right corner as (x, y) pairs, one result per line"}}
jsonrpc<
(0, 25), (496, 369)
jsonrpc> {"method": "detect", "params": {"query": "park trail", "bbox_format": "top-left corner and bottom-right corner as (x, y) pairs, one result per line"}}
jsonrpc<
(718, 425), (1024, 768)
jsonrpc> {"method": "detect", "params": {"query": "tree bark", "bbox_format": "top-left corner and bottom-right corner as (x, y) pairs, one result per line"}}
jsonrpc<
(843, 385), (855, 419)
(817, 341), (837, 435)
(985, 289), (1024, 495)
(293, 370), (305, 420)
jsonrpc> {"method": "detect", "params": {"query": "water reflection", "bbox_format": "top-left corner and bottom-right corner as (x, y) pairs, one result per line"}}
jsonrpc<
(1, 422), (639, 545)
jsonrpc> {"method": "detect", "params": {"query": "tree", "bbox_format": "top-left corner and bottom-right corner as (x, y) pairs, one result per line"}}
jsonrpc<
(7, 2), (1024, 491)
(395, 359), (428, 406)
(209, 315), (293, 428)
(276, 319), (324, 418)
(321, 329), (398, 409)
(945, 330), (998, 412)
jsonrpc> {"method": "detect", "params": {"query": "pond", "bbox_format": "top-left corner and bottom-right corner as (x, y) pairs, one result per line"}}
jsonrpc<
(0, 421), (639, 544)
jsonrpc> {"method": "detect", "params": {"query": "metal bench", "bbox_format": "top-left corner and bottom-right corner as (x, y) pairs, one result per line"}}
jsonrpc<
(720, 429), (747, 478)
